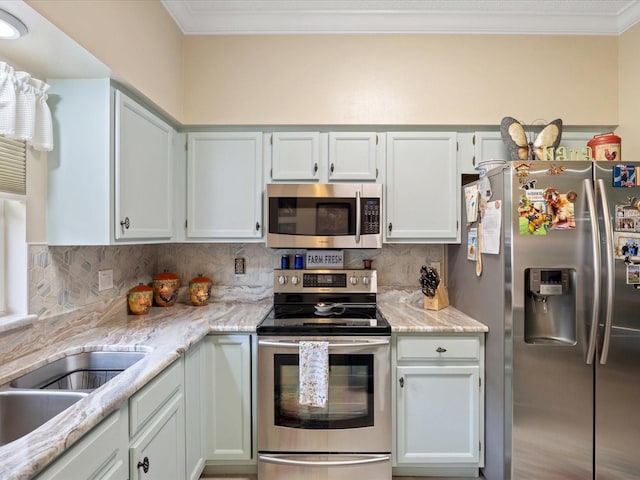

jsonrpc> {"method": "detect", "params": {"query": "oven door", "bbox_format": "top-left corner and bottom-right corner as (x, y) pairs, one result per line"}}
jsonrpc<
(257, 336), (391, 453)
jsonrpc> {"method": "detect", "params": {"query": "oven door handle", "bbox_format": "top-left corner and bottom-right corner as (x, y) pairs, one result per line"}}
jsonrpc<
(259, 454), (390, 467)
(258, 339), (390, 348)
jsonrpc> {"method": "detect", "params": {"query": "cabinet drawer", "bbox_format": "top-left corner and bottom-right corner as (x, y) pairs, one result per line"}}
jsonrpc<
(129, 358), (183, 438)
(397, 336), (479, 362)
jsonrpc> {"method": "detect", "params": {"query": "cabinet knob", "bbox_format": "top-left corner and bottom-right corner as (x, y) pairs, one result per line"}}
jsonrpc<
(256, 221), (261, 231)
(313, 162), (318, 174)
(120, 217), (130, 230)
(399, 377), (404, 388)
(330, 163), (335, 174)
(137, 456), (149, 473)
(436, 347), (447, 353)
(388, 222), (392, 233)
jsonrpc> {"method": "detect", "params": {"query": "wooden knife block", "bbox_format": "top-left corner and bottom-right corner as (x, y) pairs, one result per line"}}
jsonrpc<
(423, 284), (450, 311)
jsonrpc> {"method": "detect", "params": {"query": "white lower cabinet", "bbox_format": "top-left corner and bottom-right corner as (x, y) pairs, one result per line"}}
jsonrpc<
(204, 334), (253, 463)
(129, 358), (185, 480)
(35, 404), (129, 480)
(185, 339), (207, 480)
(394, 334), (485, 477)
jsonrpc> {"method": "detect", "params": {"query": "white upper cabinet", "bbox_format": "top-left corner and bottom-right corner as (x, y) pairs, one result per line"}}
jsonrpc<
(385, 132), (459, 243)
(328, 132), (378, 181)
(47, 79), (175, 245)
(270, 132), (321, 181)
(268, 131), (381, 183)
(186, 132), (263, 241)
(114, 91), (174, 240)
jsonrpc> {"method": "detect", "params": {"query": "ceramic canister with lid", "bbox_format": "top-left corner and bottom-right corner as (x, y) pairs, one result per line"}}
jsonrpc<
(153, 270), (180, 307)
(587, 133), (621, 161)
(189, 273), (212, 306)
(127, 283), (153, 315)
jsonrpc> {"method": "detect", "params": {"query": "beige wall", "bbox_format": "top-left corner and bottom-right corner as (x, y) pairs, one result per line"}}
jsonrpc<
(26, 0), (184, 122)
(23, 2), (640, 130)
(617, 22), (640, 159)
(184, 34), (618, 126)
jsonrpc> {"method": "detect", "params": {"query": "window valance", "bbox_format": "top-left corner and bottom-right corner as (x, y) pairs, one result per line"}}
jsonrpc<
(0, 60), (53, 152)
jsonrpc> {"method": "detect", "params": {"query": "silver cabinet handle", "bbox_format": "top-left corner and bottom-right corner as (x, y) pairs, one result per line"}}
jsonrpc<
(584, 178), (601, 365)
(436, 347), (447, 353)
(313, 162), (318, 174)
(120, 217), (130, 230)
(597, 178), (615, 365)
(259, 454), (390, 467)
(399, 377), (404, 388)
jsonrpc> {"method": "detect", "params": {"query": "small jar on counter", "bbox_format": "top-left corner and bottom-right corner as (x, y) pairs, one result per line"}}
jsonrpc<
(127, 283), (153, 315)
(189, 273), (212, 306)
(152, 270), (180, 307)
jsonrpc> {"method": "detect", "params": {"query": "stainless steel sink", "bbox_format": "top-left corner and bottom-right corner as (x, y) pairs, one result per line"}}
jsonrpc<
(0, 390), (88, 447)
(9, 351), (147, 391)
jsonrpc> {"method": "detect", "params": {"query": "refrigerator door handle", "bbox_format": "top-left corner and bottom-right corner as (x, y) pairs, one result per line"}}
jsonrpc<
(597, 178), (615, 365)
(584, 178), (601, 365)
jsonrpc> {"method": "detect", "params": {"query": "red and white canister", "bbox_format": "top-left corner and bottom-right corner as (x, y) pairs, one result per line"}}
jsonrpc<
(587, 133), (621, 161)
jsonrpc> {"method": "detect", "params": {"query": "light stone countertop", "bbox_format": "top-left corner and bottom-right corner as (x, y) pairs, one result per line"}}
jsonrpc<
(378, 287), (488, 333)
(0, 286), (486, 479)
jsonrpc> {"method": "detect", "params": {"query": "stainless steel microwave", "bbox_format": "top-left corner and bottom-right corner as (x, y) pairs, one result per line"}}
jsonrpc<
(266, 183), (383, 249)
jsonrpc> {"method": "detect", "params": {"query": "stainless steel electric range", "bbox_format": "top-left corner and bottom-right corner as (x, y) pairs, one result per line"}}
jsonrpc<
(256, 269), (391, 480)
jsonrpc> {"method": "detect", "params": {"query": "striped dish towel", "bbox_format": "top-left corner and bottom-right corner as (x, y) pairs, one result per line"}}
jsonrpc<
(299, 341), (329, 407)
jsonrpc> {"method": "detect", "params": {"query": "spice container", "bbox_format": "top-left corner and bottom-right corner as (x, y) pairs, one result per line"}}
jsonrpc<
(153, 270), (180, 307)
(127, 283), (153, 315)
(189, 273), (212, 306)
(587, 133), (621, 161)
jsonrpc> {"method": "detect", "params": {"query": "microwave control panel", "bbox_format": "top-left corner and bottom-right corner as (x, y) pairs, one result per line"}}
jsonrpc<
(361, 198), (381, 234)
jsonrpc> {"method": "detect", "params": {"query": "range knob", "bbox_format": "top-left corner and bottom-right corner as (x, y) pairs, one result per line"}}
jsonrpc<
(362, 276), (370, 286)
(350, 275), (358, 285)
(278, 275), (287, 285)
(291, 275), (300, 285)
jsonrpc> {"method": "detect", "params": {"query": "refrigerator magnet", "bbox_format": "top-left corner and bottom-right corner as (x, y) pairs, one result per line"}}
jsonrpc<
(613, 165), (637, 187)
(626, 264), (640, 285)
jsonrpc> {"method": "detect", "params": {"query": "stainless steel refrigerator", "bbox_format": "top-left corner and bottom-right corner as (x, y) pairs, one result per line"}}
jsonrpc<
(449, 161), (640, 480)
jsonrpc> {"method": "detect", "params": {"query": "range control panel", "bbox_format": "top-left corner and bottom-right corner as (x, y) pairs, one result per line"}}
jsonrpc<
(274, 269), (377, 294)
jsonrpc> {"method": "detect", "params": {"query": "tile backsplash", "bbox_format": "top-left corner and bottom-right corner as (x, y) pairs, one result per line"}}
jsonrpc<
(28, 243), (444, 318)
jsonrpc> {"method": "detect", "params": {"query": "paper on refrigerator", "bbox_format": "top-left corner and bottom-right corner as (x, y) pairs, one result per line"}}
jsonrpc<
(481, 200), (502, 254)
(464, 184), (479, 223)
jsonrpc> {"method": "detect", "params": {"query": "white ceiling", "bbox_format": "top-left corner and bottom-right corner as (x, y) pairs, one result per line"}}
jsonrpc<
(161, 0), (640, 35)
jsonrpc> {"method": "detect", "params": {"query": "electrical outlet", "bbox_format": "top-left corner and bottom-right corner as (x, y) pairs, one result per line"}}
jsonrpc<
(235, 258), (245, 275)
(430, 262), (441, 275)
(98, 269), (113, 291)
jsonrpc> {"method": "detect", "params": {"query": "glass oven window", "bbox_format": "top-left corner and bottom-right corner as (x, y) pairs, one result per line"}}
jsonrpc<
(273, 354), (374, 429)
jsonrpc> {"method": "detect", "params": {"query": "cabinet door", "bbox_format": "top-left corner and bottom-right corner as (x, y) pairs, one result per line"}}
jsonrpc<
(115, 91), (174, 240)
(385, 132), (459, 242)
(271, 132), (320, 181)
(130, 393), (185, 480)
(185, 340), (206, 480)
(187, 132), (263, 240)
(328, 132), (378, 181)
(35, 405), (128, 480)
(396, 365), (480, 465)
(205, 335), (252, 461)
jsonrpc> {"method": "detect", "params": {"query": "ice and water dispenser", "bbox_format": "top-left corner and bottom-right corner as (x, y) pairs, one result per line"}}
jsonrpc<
(524, 268), (576, 345)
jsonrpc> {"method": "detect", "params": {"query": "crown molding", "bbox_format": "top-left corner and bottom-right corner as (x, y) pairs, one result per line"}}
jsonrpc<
(162, 0), (640, 36)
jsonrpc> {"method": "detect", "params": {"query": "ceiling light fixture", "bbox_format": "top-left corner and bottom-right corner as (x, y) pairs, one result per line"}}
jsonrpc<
(0, 10), (27, 39)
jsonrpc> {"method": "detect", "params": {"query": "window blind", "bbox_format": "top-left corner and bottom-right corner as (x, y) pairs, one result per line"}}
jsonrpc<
(0, 136), (26, 196)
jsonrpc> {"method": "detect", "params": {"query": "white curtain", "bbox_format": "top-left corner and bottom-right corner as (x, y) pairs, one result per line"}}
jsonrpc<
(0, 61), (53, 152)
